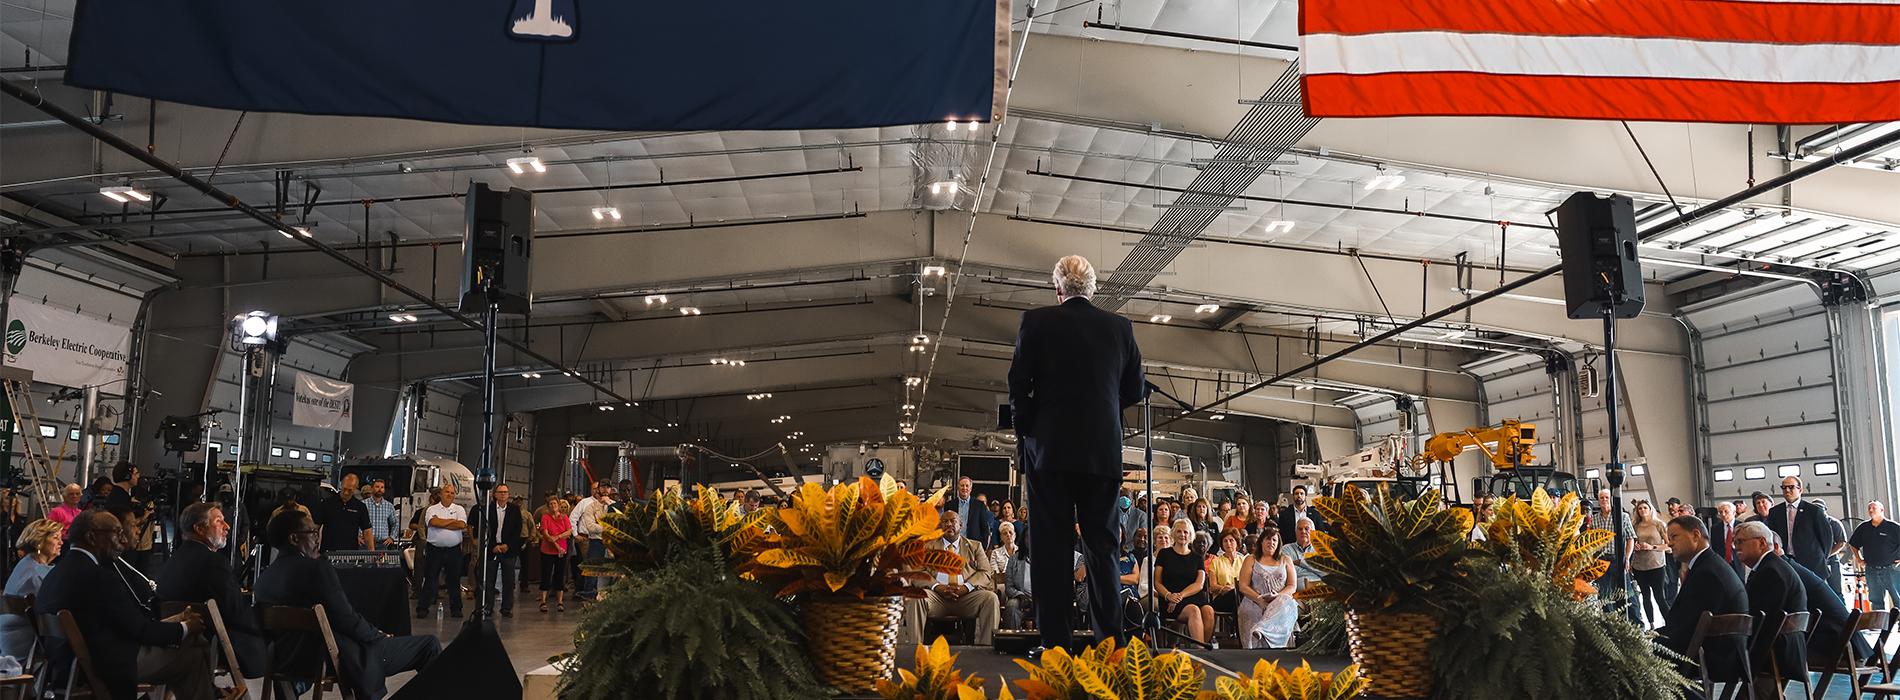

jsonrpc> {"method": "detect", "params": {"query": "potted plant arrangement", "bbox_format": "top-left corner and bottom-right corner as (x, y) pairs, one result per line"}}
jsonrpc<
(1296, 486), (1472, 698)
(877, 636), (1364, 700)
(559, 485), (828, 700)
(745, 476), (963, 694)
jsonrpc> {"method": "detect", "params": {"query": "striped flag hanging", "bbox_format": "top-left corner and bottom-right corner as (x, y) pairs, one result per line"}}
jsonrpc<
(1299, 0), (1900, 124)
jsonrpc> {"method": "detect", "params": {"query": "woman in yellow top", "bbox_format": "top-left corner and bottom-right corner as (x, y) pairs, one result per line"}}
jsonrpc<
(1205, 528), (1247, 615)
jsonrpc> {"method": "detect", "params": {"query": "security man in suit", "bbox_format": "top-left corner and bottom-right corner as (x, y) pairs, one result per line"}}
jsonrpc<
(1007, 254), (1145, 655)
(39, 510), (213, 699)
(1659, 514), (1748, 695)
(1734, 520), (1809, 695)
(469, 483), (526, 617)
(1768, 477), (1835, 576)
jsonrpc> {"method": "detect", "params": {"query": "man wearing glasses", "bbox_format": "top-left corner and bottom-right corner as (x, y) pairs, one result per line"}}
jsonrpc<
(1766, 477), (1834, 578)
(1731, 521), (1807, 695)
(39, 510), (213, 698)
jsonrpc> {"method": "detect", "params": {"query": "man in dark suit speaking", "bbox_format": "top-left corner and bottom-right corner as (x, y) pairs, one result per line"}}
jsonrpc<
(1007, 255), (1145, 654)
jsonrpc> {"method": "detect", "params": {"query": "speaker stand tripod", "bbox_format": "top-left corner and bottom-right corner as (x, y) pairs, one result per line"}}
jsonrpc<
(470, 274), (502, 623)
(1600, 287), (1638, 624)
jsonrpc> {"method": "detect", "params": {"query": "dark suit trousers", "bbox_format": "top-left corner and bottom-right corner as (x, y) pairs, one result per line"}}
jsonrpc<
(420, 545), (464, 614)
(272, 634), (440, 700)
(1025, 468), (1121, 648)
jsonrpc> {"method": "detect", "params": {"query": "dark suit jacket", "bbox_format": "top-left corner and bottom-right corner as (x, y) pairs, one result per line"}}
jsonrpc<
(1007, 297), (1145, 477)
(1745, 552), (1809, 678)
(254, 550), (384, 685)
(1709, 519), (1735, 564)
(1787, 558), (1866, 661)
(1277, 506), (1326, 538)
(1659, 547), (1748, 681)
(156, 540), (266, 675)
(468, 501), (525, 556)
(941, 497), (997, 548)
(1766, 501), (1835, 574)
(38, 549), (187, 699)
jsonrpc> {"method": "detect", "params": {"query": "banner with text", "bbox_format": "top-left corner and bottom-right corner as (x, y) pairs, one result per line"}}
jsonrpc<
(292, 371), (355, 432)
(3, 300), (131, 391)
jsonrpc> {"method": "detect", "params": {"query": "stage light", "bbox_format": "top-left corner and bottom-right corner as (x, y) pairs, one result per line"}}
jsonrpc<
(232, 310), (280, 347)
(99, 185), (151, 203)
(592, 206), (622, 221)
(1150, 314), (1172, 323)
(645, 295), (668, 305)
(922, 265), (947, 277)
(506, 156), (546, 174)
(1194, 303), (1219, 314)
(1263, 220), (1295, 234)
(679, 307), (702, 315)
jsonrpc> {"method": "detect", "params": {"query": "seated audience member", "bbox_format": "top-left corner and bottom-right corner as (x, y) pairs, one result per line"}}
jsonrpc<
(0, 519), (61, 660)
(256, 510), (441, 700)
(1733, 521), (1807, 688)
(1238, 524), (1298, 649)
(1658, 515), (1747, 694)
(901, 511), (1000, 646)
(49, 483), (84, 536)
(1206, 529), (1245, 615)
(157, 503), (266, 677)
(1155, 519), (1215, 645)
(39, 511), (211, 699)
(1282, 518), (1323, 590)
(1787, 554), (1871, 662)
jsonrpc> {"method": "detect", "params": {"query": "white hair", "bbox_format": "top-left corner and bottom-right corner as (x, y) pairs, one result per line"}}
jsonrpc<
(1734, 520), (1773, 544)
(1053, 255), (1097, 299)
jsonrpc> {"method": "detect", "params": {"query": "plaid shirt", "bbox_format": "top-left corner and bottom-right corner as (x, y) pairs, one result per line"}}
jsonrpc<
(363, 496), (400, 547)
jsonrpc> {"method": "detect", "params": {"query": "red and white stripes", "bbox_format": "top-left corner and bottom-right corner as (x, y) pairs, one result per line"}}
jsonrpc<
(1300, 0), (1900, 123)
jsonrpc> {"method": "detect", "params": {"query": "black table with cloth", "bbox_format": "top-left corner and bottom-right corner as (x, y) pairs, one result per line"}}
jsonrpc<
(334, 565), (412, 636)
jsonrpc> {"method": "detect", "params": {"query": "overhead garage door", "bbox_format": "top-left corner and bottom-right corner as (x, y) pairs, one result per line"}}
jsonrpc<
(1683, 283), (1842, 513)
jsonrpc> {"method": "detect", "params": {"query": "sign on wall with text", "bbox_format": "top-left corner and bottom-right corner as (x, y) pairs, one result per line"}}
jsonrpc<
(3, 299), (131, 391)
(292, 371), (355, 432)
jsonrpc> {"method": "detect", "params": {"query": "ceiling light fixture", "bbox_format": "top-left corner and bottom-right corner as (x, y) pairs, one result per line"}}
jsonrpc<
(1150, 314), (1172, 323)
(98, 185), (151, 203)
(644, 295), (669, 306)
(921, 265), (947, 277)
(598, 404), (615, 412)
(281, 226), (314, 239)
(905, 376), (922, 387)
(506, 156), (546, 174)
(1263, 220), (1295, 234)
(911, 334), (929, 345)
(387, 312), (419, 323)
(901, 404), (916, 411)
(1194, 303), (1219, 314)
(679, 307), (702, 315)
(929, 181), (957, 196)
(521, 372), (542, 379)
(1364, 173), (1405, 191)
(564, 370), (578, 377)
(591, 206), (622, 221)
(1210, 413), (1227, 420)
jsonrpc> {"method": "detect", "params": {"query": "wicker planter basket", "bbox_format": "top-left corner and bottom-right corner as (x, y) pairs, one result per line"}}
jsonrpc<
(1345, 609), (1439, 698)
(799, 595), (904, 694)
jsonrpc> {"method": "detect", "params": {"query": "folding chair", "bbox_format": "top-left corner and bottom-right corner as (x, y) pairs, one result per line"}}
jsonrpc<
(161, 600), (250, 700)
(39, 610), (159, 699)
(1683, 611), (1755, 700)
(1772, 611), (1814, 700)
(2, 596), (37, 670)
(258, 604), (348, 700)
(1809, 609), (1888, 697)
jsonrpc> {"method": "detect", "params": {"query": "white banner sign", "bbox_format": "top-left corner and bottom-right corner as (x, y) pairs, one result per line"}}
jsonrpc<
(292, 371), (355, 432)
(3, 299), (131, 390)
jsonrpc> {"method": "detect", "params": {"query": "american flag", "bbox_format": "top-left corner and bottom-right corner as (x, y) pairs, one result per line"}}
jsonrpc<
(1300, 0), (1900, 123)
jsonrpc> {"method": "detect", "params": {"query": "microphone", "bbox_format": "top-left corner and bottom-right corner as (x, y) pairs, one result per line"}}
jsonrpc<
(1142, 381), (1194, 413)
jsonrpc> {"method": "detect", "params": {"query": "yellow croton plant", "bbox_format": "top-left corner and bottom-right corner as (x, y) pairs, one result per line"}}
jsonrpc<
(744, 476), (964, 599)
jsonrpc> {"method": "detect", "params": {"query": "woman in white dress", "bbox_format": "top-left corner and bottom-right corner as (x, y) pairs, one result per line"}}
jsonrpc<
(1235, 523), (1298, 649)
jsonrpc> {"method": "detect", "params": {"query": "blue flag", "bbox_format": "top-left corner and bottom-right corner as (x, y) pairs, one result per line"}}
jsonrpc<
(66, 0), (1004, 131)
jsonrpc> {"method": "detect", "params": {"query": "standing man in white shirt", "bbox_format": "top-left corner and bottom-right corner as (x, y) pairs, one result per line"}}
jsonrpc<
(417, 485), (469, 619)
(569, 482), (611, 603)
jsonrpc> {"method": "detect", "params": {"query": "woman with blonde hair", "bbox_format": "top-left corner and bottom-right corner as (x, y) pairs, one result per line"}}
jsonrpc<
(1629, 500), (1671, 624)
(1153, 519), (1216, 645)
(1, 519), (62, 658)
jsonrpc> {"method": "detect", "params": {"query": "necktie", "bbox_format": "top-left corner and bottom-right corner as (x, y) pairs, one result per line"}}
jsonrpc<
(1725, 527), (1734, 560)
(1787, 508), (1798, 557)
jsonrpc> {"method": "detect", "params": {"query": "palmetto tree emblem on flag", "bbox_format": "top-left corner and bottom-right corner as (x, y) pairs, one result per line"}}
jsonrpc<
(509, 0), (577, 40)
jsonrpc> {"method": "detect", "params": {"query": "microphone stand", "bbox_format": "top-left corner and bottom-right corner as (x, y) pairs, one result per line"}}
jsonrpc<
(1137, 381), (1211, 650)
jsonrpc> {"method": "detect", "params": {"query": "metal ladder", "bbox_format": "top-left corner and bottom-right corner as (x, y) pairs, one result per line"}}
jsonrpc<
(4, 380), (67, 512)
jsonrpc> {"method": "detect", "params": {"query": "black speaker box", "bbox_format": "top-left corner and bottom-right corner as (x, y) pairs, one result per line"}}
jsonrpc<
(458, 182), (535, 316)
(1554, 191), (1645, 320)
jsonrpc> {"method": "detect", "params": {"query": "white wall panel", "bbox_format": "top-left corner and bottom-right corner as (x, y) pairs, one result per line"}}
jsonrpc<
(413, 385), (466, 461)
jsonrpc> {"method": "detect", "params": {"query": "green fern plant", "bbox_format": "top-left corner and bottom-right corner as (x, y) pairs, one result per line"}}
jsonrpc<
(1430, 565), (1688, 700)
(557, 550), (827, 700)
(1293, 598), (1349, 657)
